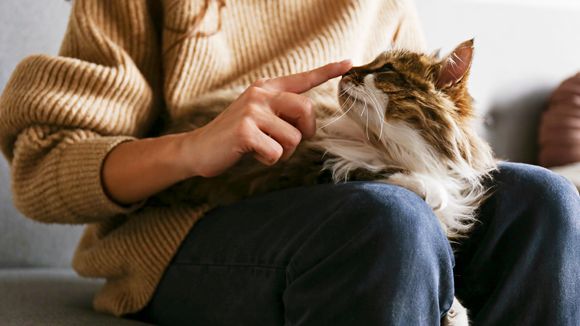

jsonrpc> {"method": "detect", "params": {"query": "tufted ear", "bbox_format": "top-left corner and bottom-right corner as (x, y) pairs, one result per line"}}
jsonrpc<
(436, 39), (474, 89)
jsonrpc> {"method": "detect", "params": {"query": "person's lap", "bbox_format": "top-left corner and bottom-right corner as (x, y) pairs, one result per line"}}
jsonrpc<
(136, 162), (580, 325)
(453, 162), (580, 324)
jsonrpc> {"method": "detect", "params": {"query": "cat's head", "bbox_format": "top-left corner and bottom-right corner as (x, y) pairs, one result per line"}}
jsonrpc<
(337, 39), (490, 168)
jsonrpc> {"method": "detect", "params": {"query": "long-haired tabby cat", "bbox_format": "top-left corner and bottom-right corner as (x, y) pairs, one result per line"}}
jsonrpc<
(157, 39), (497, 325)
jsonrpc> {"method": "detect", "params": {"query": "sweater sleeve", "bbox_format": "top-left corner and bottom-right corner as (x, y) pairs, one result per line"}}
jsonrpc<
(0, 0), (162, 224)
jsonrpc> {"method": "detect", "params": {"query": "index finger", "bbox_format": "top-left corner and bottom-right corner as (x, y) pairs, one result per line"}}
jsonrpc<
(263, 60), (353, 94)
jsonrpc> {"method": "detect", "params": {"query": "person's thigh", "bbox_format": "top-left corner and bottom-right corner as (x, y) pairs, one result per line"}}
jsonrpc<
(454, 162), (580, 325)
(142, 181), (455, 325)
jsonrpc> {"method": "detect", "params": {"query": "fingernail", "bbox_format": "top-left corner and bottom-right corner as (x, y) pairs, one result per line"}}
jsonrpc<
(339, 59), (352, 66)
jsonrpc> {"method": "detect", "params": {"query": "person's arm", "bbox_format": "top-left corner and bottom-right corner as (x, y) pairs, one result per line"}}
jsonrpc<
(102, 61), (353, 205)
(0, 0), (161, 223)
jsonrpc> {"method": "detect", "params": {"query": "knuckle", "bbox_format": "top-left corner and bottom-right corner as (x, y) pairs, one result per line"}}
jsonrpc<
(235, 119), (255, 144)
(242, 103), (261, 118)
(269, 147), (283, 164)
(252, 78), (268, 88)
(289, 129), (302, 146)
(300, 97), (313, 115)
(271, 91), (284, 101)
(245, 86), (262, 99)
(281, 130), (301, 150)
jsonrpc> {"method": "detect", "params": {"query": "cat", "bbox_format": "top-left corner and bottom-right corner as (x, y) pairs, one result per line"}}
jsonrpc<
(155, 39), (497, 325)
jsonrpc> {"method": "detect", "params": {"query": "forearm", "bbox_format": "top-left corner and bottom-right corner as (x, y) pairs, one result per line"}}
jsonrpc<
(102, 133), (192, 205)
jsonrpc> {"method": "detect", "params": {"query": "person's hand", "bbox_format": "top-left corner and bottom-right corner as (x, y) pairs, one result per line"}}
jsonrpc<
(177, 60), (352, 178)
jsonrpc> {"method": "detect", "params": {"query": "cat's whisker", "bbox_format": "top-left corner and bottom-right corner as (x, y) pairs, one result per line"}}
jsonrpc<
(354, 86), (380, 141)
(356, 90), (366, 117)
(373, 102), (384, 140)
(338, 88), (356, 113)
(364, 100), (370, 141)
(338, 84), (354, 97)
(337, 93), (356, 114)
(318, 94), (356, 129)
(339, 93), (353, 109)
(361, 86), (386, 141)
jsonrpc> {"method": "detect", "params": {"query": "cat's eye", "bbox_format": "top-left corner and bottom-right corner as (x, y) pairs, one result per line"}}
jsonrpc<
(378, 63), (395, 73)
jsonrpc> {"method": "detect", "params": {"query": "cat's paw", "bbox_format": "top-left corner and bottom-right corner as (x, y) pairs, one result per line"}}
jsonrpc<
(442, 297), (469, 326)
(384, 173), (427, 198)
(386, 173), (448, 212)
(426, 183), (448, 212)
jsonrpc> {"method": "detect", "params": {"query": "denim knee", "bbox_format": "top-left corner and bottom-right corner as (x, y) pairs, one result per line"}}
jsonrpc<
(497, 163), (580, 224)
(342, 182), (456, 312)
(342, 182), (454, 262)
(288, 182), (455, 272)
(495, 163), (580, 246)
(283, 182), (456, 325)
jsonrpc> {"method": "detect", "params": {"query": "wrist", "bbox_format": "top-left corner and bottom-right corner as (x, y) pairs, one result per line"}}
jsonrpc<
(172, 130), (202, 180)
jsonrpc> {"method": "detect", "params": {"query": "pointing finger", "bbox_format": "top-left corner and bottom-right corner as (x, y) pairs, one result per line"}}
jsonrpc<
(263, 60), (352, 94)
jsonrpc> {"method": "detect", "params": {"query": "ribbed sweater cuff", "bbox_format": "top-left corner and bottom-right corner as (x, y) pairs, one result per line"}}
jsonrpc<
(56, 136), (145, 221)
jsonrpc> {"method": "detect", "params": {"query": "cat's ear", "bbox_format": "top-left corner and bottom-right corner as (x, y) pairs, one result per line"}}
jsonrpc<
(436, 39), (474, 89)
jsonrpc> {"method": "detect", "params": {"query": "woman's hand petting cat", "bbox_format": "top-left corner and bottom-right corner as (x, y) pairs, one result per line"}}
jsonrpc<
(100, 60), (351, 205)
(177, 60), (352, 178)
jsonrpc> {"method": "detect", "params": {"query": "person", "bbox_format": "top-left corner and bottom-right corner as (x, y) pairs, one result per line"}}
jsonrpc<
(540, 72), (580, 167)
(0, 0), (578, 325)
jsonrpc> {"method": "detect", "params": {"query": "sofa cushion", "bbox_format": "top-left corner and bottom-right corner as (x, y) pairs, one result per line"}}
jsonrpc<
(0, 268), (150, 325)
(0, 158), (85, 268)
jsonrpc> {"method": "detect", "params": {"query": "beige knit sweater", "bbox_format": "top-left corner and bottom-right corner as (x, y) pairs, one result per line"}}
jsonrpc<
(0, 0), (425, 316)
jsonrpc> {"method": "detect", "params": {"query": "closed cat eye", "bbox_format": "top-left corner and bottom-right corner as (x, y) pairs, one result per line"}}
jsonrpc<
(378, 63), (395, 73)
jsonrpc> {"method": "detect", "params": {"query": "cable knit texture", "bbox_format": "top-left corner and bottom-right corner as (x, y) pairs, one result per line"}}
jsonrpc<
(0, 0), (425, 316)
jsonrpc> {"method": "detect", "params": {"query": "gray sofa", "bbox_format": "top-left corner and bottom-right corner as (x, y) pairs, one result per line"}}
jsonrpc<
(0, 0), (148, 325)
(1, 0), (578, 325)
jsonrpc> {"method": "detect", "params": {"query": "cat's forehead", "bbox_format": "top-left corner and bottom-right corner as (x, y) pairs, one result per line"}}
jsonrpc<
(368, 50), (437, 73)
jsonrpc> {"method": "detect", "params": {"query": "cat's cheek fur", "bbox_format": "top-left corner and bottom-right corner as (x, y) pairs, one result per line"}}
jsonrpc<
(341, 74), (389, 138)
(364, 74), (389, 110)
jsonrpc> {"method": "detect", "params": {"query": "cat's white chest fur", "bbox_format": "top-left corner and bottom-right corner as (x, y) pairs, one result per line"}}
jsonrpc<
(310, 75), (491, 238)
(312, 116), (476, 237)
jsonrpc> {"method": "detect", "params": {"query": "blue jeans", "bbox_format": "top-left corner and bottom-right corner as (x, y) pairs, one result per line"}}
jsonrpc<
(135, 163), (580, 325)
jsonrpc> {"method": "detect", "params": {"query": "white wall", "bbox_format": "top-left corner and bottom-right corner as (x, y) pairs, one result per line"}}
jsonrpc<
(414, 0), (580, 162)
